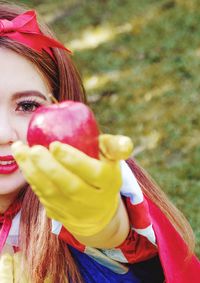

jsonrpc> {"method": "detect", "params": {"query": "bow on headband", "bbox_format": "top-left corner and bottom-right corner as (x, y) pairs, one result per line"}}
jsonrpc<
(0, 10), (71, 60)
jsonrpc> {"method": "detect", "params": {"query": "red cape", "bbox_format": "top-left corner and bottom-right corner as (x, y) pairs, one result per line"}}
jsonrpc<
(147, 197), (200, 283)
(126, 159), (200, 283)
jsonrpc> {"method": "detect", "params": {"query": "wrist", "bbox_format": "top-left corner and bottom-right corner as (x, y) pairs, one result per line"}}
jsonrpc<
(73, 196), (130, 248)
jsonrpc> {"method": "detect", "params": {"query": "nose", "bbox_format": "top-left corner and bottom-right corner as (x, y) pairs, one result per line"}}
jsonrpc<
(0, 109), (17, 145)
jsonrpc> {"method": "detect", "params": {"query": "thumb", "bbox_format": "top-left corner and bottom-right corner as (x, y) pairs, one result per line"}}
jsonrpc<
(99, 134), (133, 161)
(0, 254), (14, 283)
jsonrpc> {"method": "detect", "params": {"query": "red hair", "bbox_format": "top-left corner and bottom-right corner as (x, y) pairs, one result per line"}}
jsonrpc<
(0, 1), (195, 283)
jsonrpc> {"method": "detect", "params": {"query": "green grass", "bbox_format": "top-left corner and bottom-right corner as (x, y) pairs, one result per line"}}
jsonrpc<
(16, 0), (200, 256)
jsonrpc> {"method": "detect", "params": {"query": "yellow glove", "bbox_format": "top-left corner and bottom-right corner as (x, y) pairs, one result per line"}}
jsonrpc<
(0, 254), (14, 283)
(12, 134), (133, 237)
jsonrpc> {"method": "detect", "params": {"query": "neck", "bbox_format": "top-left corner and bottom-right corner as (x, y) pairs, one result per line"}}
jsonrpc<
(0, 190), (21, 214)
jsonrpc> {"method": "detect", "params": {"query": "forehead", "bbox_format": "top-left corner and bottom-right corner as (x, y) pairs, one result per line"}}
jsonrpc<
(0, 47), (50, 97)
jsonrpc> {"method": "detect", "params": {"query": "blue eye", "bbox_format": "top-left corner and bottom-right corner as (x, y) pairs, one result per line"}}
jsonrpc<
(16, 100), (41, 113)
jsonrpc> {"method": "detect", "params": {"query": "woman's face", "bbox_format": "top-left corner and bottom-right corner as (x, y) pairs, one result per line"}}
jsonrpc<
(0, 47), (51, 196)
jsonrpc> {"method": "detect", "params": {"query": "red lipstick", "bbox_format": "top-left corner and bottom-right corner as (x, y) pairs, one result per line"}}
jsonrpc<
(0, 155), (18, 174)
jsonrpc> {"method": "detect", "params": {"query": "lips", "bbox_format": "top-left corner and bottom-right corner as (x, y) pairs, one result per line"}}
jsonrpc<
(0, 155), (18, 174)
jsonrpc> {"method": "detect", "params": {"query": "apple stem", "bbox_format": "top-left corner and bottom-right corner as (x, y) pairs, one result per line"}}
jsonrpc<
(48, 93), (59, 104)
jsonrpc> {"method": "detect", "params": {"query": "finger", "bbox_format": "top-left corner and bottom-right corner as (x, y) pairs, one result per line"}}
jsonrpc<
(12, 142), (97, 216)
(11, 141), (61, 198)
(99, 134), (133, 160)
(12, 142), (71, 219)
(49, 141), (105, 187)
(0, 254), (14, 283)
(29, 145), (90, 196)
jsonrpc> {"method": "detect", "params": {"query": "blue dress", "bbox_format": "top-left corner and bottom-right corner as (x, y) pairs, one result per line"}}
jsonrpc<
(69, 246), (164, 283)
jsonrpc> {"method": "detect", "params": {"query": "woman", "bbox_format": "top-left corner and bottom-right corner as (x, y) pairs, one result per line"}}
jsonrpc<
(0, 2), (199, 283)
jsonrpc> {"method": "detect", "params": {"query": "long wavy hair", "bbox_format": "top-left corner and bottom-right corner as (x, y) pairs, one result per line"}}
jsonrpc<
(0, 1), (195, 283)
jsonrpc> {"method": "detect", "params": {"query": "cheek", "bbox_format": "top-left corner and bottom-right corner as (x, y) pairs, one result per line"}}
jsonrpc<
(12, 115), (32, 142)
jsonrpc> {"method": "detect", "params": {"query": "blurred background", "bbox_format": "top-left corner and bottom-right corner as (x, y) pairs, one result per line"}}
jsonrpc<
(15, 0), (200, 256)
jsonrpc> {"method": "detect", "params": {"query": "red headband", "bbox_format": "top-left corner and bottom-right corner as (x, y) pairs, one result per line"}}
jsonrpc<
(0, 10), (72, 60)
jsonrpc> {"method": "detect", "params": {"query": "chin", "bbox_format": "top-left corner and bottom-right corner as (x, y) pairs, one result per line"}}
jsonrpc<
(0, 170), (27, 196)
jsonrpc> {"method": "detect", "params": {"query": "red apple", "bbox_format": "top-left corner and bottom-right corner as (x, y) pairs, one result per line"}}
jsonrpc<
(27, 101), (99, 159)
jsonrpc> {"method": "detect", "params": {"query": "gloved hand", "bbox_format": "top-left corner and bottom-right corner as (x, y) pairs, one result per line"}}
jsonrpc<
(12, 134), (133, 237)
(0, 254), (13, 283)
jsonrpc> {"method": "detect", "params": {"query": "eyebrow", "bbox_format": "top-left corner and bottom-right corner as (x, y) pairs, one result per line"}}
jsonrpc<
(12, 91), (48, 101)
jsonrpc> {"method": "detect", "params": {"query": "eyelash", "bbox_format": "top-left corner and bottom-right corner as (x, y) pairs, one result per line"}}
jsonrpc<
(16, 99), (42, 113)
